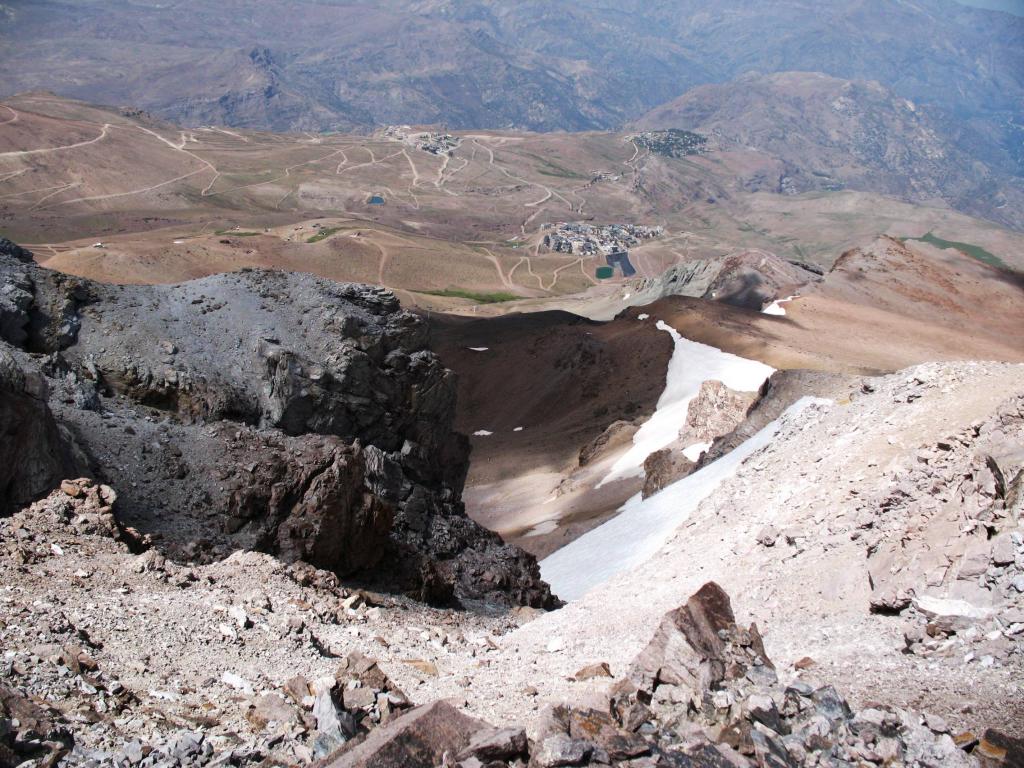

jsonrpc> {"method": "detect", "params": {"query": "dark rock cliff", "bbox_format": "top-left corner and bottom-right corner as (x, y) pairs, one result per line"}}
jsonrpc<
(0, 248), (557, 609)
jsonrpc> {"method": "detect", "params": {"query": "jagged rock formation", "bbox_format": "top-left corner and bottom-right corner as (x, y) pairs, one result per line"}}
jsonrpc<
(0, 246), (555, 608)
(695, 370), (857, 473)
(642, 380), (759, 499)
(637, 250), (820, 311)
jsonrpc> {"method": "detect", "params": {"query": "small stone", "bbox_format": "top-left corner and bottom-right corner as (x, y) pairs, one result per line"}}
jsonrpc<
(285, 675), (311, 706)
(61, 480), (84, 498)
(977, 737), (1008, 762)
(228, 605), (251, 629)
(343, 685), (376, 711)
(711, 690), (734, 709)
(756, 526), (779, 547)
(991, 536), (1016, 567)
(124, 740), (145, 764)
(402, 659), (438, 677)
(222, 672), (254, 694)
(793, 656), (816, 670)
(456, 727), (528, 762)
(312, 689), (349, 758)
(924, 712), (949, 733)
(341, 593), (362, 611)
(574, 662), (612, 681)
(247, 693), (299, 731)
(953, 732), (979, 750)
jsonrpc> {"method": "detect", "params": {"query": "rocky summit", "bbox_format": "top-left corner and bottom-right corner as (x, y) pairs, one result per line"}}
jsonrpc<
(0, 247), (555, 609)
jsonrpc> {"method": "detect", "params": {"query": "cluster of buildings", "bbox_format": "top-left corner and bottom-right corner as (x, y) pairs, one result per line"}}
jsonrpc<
(630, 129), (708, 158)
(541, 222), (663, 256)
(384, 125), (461, 155)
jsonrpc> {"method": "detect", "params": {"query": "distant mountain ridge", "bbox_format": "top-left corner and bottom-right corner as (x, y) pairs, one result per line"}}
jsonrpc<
(1, 0), (1020, 135)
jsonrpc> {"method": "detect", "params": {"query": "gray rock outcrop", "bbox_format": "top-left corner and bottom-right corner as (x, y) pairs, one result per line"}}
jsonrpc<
(0, 247), (556, 608)
(0, 348), (85, 514)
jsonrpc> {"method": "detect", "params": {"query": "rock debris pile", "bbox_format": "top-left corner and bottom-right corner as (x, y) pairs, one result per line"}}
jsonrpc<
(313, 584), (1020, 767)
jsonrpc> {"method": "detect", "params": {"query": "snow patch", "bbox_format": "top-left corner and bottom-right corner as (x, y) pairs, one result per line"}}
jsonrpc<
(473, 430), (494, 437)
(596, 321), (774, 488)
(513, 427), (524, 432)
(469, 347), (489, 352)
(542, 397), (831, 601)
(637, 313), (650, 320)
(682, 442), (711, 462)
(762, 295), (798, 316)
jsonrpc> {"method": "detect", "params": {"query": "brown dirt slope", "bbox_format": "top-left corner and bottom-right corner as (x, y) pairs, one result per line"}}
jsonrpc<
(650, 236), (1024, 375)
(429, 310), (673, 481)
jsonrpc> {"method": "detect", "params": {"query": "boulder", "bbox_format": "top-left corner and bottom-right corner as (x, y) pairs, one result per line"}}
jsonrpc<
(625, 581), (773, 700)
(455, 727), (528, 763)
(318, 700), (489, 768)
(227, 436), (393, 574)
(578, 420), (638, 467)
(642, 448), (696, 499)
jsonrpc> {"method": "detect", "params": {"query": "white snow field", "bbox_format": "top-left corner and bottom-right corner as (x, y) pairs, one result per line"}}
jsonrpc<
(597, 321), (774, 488)
(541, 397), (831, 601)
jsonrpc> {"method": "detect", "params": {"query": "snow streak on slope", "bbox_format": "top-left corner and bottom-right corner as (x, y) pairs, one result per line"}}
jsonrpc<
(597, 321), (774, 488)
(542, 397), (831, 601)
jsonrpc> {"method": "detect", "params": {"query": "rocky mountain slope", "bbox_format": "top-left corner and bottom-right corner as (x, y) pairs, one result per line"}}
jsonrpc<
(2, 360), (1021, 766)
(0, 241), (556, 608)
(635, 72), (1024, 231)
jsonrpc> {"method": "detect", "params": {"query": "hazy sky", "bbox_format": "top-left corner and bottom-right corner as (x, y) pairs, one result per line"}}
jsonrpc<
(956, 0), (1024, 13)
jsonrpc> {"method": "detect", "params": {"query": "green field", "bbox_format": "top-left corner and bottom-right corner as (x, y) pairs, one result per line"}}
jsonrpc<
(307, 226), (346, 244)
(903, 232), (1006, 270)
(423, 288), (521, 303)
(215, 229), (261, 237)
